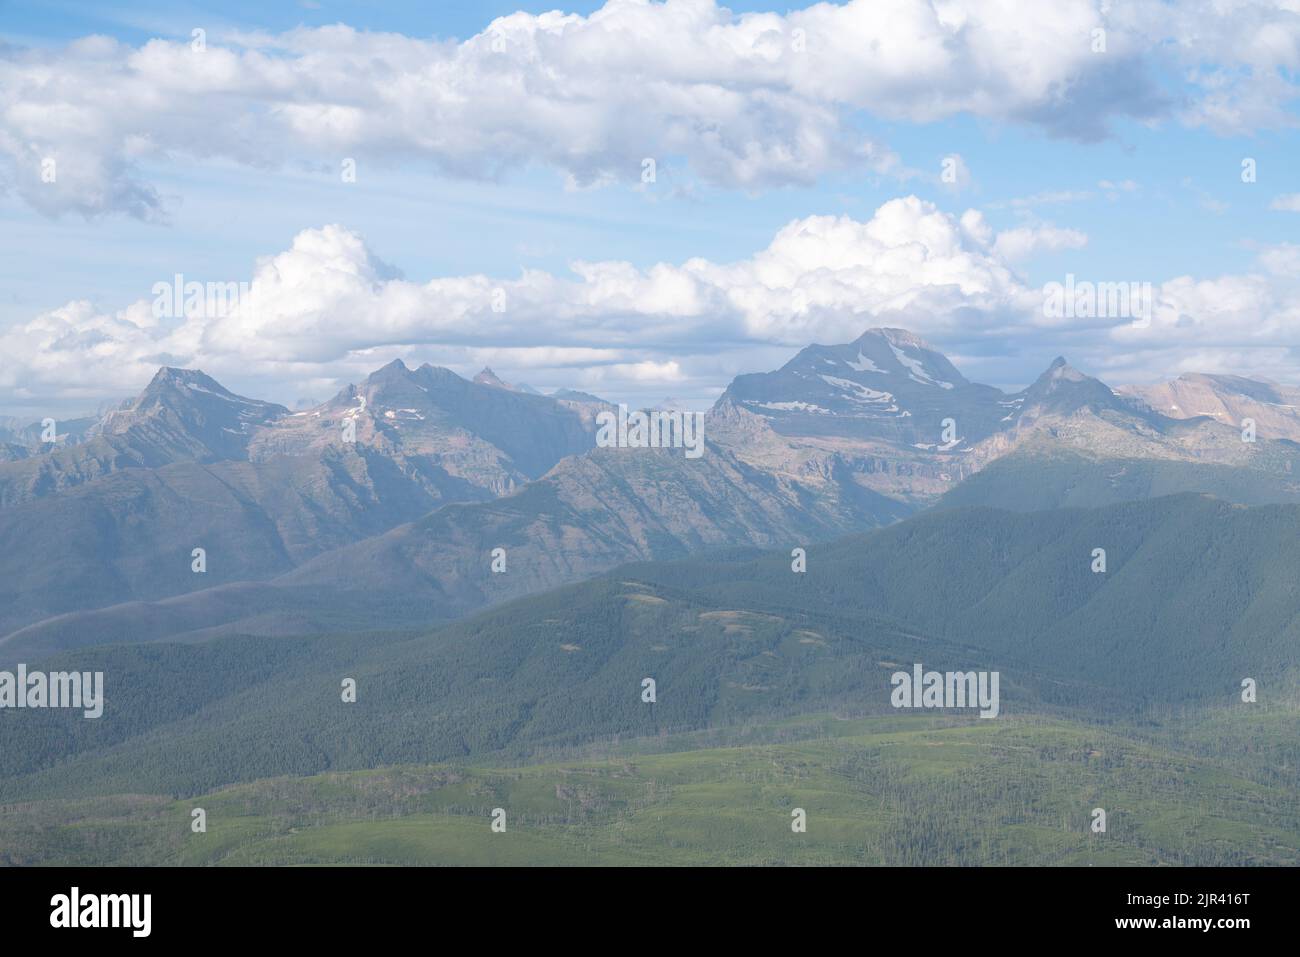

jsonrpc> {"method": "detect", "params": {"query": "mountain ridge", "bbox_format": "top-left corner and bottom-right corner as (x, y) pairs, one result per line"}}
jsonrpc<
(5, 328), (1300, 650)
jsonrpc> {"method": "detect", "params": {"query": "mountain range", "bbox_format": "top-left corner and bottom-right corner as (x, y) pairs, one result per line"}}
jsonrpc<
(4, 326), (1300, 657)
(3, 327), (1299, 866)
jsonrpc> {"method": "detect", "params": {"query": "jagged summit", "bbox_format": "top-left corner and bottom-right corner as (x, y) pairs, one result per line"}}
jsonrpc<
(714, 325), (999, 445)
(474, 367), (515, 391)
(1015, 355), (1121, 418)
(1035, 356), (1092, 386)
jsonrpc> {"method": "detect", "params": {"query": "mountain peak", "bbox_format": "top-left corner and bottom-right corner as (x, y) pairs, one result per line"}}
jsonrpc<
(712, 325), (1016, 446)
(1029, 356), (1093, 387)
(98, 366), (288, 458)
(367, 358), (412, 382)
(138, 366), (285, 412)
(859, 327), (940, 352)
(1018, 356), (1120, 419)
(474, 367), (515, 391)
(146, 366), (230, 394)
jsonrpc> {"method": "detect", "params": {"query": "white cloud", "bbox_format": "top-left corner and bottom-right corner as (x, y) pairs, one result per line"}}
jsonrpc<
(6, 197), (1300, 407)
(3, 0), (1295, 218)
(1101, 241), (1300, 382)
(992, 224), (1089, 262)
(1258, 242), (1300, 274)
(988, 190), (1096, 211)
(0, 196), (1045, 403)
(1270, 193), (1300, 211)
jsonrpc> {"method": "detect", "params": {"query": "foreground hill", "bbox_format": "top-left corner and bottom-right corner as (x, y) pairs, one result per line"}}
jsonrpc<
(2, 710), (1295, 866)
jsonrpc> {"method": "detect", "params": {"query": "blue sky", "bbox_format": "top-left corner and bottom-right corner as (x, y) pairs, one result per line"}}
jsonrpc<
(1, 0), (1298, 416)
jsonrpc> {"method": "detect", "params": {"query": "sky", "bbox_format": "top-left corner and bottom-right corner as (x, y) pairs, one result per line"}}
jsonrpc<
(1, 0), (1298, 418)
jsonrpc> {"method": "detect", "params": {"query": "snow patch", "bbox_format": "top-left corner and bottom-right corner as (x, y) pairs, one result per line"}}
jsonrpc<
(818, 375), (900, 411)
(846, 351), (884, 374)
(754, 401), (831, 414)
(888, 343), (955, 389)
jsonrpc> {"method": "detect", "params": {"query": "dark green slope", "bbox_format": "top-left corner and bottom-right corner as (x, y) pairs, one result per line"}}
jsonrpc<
(4, 711), (1296, 866)
(2, 492), (1295, 802)
(940, 448), (1300, 512)
(0, 579), (1020, 800)
(631, 493), (1300, 699)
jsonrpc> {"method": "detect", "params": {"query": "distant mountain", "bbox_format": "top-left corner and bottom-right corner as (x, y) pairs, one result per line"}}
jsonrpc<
(0, 414), (98, 463)
(96, 367), (289, 457)
(0, 369), (288, 507)
(472, 366), (516, 391)
(1016, 356), (1129, 418)
(1120, 372), (1300, 442)
(0, 361), (608, 637)
(711, 331), (1291, 511)
(7, 329), (1300, 652)
(4, 440), (913, 656)
(250, 359), (604, 494)
(470, 366), (542, 397)
(715, 327), (1008, 447)
(964, 358), (1291, 476)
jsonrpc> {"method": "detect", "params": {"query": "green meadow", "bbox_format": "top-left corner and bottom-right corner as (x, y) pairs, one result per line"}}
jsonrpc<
(4, 710), (1295, 867)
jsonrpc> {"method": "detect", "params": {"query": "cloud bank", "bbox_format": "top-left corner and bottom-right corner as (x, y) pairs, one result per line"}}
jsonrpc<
(5, 194), (1299, 411)
(2, 0), (1297, 218)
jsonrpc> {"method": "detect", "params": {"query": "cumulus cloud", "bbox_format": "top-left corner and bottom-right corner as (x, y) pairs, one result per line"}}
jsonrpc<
(1100, 241), (1300, 383)
(4, 0), (1295, 218)
(1271, 193), (1300, 211)
(0, 196), (1061, 404)
(6, 193), (1299, 407)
